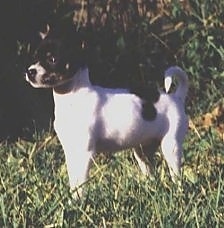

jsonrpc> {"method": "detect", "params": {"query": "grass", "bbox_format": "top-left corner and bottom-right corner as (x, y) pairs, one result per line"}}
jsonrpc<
(0, 126), (223, 227)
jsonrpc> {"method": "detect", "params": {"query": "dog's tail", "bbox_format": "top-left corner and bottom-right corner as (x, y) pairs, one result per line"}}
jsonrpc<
(164, 66), (189, 103)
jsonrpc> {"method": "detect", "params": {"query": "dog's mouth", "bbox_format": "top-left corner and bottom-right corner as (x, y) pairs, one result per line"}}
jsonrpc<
(26, 72), (69, 88)
(41, 73), (63, 86)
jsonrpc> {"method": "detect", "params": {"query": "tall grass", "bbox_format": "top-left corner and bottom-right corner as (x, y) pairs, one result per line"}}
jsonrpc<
(0, 129), (223, 227)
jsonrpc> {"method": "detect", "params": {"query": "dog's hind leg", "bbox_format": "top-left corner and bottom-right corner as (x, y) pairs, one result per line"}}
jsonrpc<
(134, 141), (159, 176)
(161, 135), (182, 181)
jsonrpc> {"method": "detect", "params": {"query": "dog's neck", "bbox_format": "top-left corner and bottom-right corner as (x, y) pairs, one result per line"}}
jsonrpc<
(53, 67), (91, 94)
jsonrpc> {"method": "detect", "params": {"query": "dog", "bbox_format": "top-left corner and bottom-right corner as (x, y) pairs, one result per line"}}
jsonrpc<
(26, 25), (189, 193)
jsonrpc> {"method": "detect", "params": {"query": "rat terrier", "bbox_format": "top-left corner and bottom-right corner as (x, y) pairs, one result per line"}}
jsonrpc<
(26, 25), (188, 193)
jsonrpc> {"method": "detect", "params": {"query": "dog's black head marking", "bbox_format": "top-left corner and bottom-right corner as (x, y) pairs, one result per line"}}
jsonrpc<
(26, 24), (86, 88)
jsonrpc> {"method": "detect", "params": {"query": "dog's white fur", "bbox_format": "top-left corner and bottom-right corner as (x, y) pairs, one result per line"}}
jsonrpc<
(27, 64), (188, 191)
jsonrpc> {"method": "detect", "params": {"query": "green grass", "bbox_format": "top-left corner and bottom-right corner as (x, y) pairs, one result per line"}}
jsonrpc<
(0, 127), (223, 227)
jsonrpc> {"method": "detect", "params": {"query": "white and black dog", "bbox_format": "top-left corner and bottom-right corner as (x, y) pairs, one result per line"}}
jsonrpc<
(26, 25), (188, 193)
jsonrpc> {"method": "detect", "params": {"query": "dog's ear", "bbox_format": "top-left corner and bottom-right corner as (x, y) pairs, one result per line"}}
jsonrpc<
(39, 24), (50, 40)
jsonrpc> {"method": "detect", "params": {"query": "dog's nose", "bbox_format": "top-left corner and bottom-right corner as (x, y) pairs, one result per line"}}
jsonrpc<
(27, 68), (37, 80)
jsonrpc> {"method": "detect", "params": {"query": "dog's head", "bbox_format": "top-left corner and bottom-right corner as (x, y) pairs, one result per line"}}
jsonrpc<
(26, 24), (86, 88)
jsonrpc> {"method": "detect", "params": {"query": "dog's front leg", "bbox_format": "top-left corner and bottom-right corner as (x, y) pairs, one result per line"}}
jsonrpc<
(54, 118), (95, 194)
(66, 148), (93, 187)
(61, 140), (94, 197)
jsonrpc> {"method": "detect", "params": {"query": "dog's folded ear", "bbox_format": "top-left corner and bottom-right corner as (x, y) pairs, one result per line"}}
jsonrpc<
(39, 24), (50, 40)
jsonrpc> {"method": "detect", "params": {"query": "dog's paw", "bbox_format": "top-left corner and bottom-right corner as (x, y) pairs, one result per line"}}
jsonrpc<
(70, 187), (83, 200)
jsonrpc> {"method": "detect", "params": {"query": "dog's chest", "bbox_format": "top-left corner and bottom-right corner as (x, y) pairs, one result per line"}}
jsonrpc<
(53, 89), (98, 130)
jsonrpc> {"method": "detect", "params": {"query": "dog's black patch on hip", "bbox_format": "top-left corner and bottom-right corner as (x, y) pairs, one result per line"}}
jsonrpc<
(142, 102), (157, 120)
(129, 83), (159, 103)
(130, 83), (159, 121)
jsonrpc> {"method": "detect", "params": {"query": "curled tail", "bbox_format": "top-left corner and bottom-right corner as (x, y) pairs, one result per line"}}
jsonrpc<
(164, 66), (189, 103)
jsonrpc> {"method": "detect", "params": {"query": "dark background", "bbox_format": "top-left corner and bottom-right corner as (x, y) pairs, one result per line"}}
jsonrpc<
(0, 0), (223, 141)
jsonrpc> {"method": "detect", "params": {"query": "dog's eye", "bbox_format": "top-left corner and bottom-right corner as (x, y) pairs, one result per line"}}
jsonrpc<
(46, 53), (57, 65)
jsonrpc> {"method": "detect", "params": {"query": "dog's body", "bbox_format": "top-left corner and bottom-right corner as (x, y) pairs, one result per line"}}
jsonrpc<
(26, 26), (188, 191)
